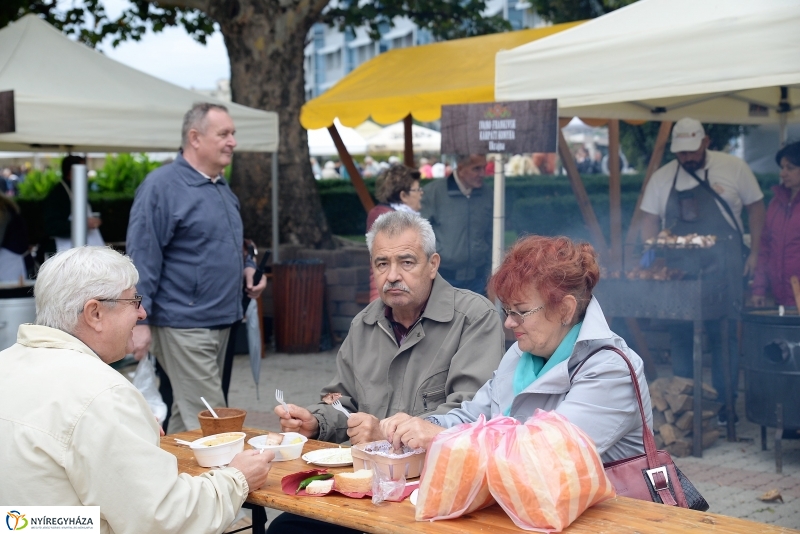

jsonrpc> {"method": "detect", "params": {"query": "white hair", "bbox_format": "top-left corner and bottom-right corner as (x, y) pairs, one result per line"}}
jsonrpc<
(35, 246), (139, 334)
(366, 211), (436, 258)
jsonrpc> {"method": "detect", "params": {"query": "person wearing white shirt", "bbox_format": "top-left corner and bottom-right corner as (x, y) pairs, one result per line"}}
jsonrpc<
(638, 118), (765, 423)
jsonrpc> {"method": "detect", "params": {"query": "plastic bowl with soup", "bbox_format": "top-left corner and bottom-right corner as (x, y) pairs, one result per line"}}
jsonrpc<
(190, 432), (246, 467)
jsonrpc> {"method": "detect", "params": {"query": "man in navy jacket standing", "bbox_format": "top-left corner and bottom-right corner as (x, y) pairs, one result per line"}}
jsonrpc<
(127, 103), (267, 434)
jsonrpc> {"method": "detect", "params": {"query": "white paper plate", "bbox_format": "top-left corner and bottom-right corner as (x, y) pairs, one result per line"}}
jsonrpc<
(301, 448), (353, 467)
(409, 488), (419, 506)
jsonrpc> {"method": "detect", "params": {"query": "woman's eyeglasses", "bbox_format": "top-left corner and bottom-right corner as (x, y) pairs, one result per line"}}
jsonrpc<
(408, 187), (423, 193)
(501, 305), (544, 324)
(97, 294), (143, 309)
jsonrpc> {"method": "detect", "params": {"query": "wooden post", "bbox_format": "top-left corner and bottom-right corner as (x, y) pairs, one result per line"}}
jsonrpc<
(617, 121), (672, 384)
(558, 129), (609, 255)
(328, 124), (375, 213)
(0, 90), (14, 134)
(623, 120), (673, 269)
(403, 114), (414, 168)
(608, 119), (622, 273)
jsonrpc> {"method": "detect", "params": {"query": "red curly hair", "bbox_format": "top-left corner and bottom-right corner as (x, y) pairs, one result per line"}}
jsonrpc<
(488, 235), (600, 322)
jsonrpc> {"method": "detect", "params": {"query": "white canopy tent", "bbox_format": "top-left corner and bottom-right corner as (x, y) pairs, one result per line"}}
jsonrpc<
(495, 0), (800, 134)
(307, 119), (366, 156)
(0, 15), (282, 259)
(0, 14), (278, 152)
(366, 122), (441, 153)
(494, 0), (800, 413)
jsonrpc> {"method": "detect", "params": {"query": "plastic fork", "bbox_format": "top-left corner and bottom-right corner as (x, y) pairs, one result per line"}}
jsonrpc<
(276, 389), (290, 416)
(331, 399), (351, 419)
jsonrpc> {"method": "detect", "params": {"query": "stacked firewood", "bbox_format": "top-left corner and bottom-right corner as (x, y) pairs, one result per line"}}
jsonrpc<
(648, 377), (722, 457)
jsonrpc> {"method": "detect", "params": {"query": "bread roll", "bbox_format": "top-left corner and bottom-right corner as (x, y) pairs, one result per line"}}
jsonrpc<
(264, 431), (283, 446)
(334, 469), (373, 493)
(305, 479), (333, 495)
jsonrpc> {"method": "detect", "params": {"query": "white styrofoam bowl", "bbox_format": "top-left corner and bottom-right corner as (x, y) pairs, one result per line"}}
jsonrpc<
(190, 432), (246, 467)
(247, 432), (307, 461)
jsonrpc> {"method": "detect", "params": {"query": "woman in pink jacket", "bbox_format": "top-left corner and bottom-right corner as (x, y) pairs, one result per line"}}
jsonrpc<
(753, 141), (800, 307)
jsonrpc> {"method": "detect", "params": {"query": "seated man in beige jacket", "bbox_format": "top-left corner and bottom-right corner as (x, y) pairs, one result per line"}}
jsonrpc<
(0, 247), (273, 534)
(270, 211), (504, 534)
(275, 211), (504, 445)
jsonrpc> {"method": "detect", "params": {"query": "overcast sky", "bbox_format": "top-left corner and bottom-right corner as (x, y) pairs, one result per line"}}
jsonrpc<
(98, 0), (230, 90)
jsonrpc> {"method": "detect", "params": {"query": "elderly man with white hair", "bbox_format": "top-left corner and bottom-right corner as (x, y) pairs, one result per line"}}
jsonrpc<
(0, 247), (274, 534)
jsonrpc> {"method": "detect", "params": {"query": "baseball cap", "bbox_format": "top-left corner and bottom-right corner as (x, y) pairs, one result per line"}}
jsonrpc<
(670, 118), (706, 153)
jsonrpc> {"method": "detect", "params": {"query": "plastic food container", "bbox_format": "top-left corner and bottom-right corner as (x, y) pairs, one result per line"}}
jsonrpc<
(351, 441), (426, 480)
(247, 432), (308, 461)
(197, 408), (246, 437)
(189, 432), (246, 467)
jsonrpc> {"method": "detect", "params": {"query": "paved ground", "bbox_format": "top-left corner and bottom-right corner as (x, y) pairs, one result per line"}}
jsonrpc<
(151, 348), (800, 531)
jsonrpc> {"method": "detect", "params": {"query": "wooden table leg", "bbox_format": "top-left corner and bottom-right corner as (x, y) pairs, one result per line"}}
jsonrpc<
(692, 320), (703, 457)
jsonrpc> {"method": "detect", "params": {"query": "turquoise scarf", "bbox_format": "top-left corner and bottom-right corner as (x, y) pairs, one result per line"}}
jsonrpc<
(504, 322), (582, 416)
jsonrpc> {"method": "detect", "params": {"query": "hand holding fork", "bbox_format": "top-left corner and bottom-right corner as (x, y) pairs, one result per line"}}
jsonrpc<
(331, 399), (351, 419)
(275, 389), (290, 417)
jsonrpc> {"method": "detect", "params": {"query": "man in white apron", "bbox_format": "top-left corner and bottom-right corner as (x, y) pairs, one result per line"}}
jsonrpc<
(639, 118), (765, 424)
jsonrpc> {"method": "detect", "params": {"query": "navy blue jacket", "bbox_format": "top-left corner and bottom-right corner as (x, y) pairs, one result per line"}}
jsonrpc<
(126, 154), (248, 328)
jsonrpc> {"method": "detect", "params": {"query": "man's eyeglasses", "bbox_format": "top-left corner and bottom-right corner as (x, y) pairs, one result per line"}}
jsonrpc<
(97, 294), (143, 309)
(501, 305), (544, 324)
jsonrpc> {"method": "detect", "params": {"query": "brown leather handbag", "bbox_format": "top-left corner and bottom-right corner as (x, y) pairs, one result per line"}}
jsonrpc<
(573, 346), (709, 511)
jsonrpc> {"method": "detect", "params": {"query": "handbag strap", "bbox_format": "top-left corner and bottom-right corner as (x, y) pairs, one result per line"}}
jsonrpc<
(571, 346), (678, 506)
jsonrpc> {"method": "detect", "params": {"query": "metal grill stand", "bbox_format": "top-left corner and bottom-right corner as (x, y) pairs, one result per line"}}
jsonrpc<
(594, 278), (729, 457)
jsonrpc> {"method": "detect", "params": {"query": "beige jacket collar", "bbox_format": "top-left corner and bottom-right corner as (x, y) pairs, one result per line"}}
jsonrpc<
(16, 324), (101, 361)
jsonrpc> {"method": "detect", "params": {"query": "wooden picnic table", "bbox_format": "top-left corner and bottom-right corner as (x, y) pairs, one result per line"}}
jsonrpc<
(162, 428), (796, 534)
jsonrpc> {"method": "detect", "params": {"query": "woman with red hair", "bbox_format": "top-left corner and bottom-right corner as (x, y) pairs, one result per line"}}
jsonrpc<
(381, 235), (651, 463)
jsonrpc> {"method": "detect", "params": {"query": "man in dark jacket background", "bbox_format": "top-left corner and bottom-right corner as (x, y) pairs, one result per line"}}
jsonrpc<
(421, 154), (492, 295)
(126, 103), (266, 434)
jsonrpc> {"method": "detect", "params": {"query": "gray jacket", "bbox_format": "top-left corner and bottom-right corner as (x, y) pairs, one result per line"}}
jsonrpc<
(421, 175), (493, 277)
(429, 297), (652, 463)
(311, 274), (504, 443)
(126, 154), (250, 328)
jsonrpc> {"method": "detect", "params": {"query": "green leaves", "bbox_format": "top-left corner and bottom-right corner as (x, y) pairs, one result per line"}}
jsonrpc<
(323, 0), (512, 42)
(92, 153), (161, 195)
(17, 165), (61, 199)
(530, 0), (638, 24)
(5, 0), (215, 49)
(17, 154), (161, 200)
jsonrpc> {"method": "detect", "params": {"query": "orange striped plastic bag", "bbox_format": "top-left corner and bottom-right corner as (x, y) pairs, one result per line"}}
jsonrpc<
(486, 410), (615, 532)
(415, 415), (504, 521)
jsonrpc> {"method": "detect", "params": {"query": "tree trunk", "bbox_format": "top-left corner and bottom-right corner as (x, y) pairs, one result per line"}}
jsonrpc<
(210, 0), (333, 249)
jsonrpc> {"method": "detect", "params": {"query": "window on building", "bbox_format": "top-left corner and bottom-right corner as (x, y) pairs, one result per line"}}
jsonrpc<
(356, 44), (374, 64)
(326, 50), (342, 71)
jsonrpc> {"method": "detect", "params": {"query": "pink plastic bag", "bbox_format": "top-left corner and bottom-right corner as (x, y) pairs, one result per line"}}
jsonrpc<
(486, 410), (615, 532)
(415, 415), (503, 521)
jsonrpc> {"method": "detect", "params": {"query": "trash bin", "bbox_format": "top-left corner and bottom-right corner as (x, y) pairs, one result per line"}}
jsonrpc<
(272, 260), (326, 353)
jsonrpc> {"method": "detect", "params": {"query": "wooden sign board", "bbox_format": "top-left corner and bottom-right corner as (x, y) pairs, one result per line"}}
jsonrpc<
(441, 99), (557, 155)
(0, 91), (14, 134)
